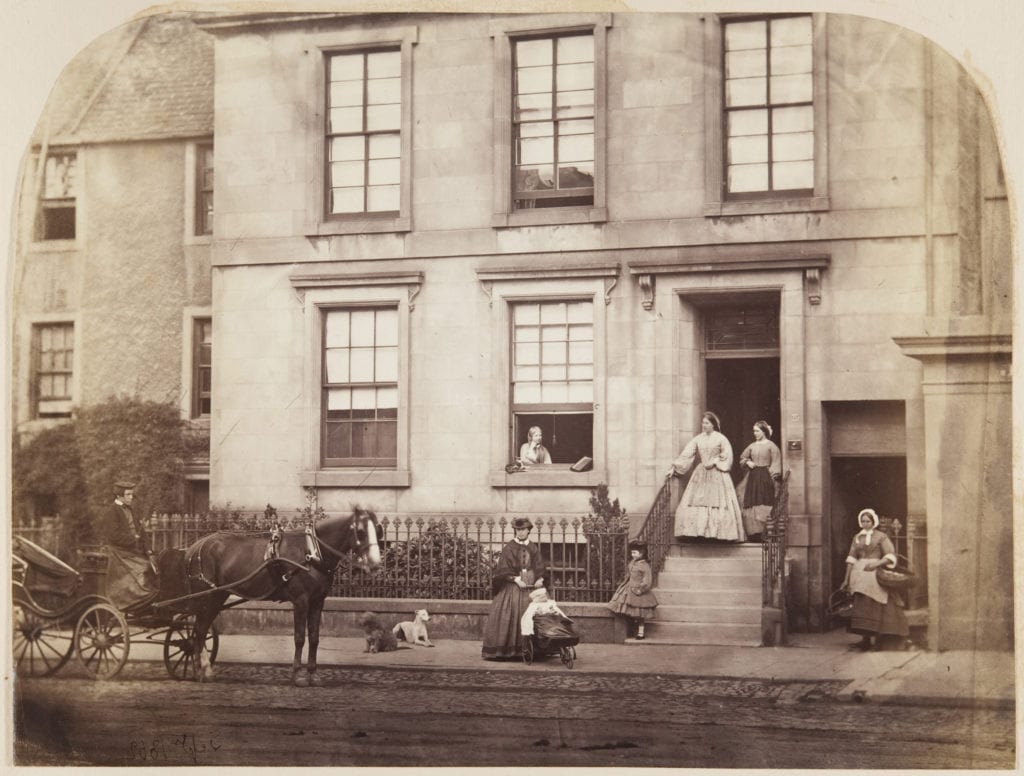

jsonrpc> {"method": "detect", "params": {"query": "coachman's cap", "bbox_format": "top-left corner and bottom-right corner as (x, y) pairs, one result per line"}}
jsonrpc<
(512, 517), (534, 531)
(113, 480), (136, 491)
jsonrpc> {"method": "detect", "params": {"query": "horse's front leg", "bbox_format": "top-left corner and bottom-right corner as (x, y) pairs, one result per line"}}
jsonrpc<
(306, 596), (326, 686)
(193, 608), (219, 683)
(291, 599), (309, 687)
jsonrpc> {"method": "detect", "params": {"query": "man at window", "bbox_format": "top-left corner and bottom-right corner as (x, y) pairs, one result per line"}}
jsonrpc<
(519, 425), (552, 465)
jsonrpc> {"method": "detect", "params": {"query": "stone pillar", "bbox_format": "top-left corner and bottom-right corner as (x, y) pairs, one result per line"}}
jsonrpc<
(894, 331), (1013, 651)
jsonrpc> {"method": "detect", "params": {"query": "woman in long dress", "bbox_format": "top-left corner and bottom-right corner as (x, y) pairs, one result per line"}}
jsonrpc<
(841, 508), (910, 651)
(481, 517), (547, 659)
(735, 420), (782, 540)
(666, 411), (745, 542)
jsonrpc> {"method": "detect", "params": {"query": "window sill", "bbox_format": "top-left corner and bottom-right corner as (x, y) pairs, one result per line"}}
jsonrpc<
(703, 196), (830, 217)
(492, 206), (607, 229)
(184, 233), (213, 246)
(300, 470), (411, 488)
(489, 468), (607, 488)
(28, 239), (79, 253)
(305, 216), (411, 237)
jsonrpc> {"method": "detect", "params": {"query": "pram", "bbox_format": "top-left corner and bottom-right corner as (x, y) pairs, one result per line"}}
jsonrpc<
(522, 613), (581, 669)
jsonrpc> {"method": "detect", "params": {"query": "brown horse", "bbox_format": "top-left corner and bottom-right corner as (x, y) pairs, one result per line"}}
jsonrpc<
(181, 507), (382, 686)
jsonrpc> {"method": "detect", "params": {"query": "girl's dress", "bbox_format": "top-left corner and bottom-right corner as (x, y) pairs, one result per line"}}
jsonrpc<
(481, 539), (547, 659)
(846, 530), (909, 640)
(735, 438), (782, 536)
(670, 431), (746, 541)
(607, 558), (658, 619)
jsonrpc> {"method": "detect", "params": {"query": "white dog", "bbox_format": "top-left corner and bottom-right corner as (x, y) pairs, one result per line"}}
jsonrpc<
(392, 609), (434, 647)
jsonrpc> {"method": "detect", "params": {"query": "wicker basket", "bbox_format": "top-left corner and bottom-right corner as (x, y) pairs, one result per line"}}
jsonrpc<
(876, 556), (916, 591)
(827, 589), (854, 619)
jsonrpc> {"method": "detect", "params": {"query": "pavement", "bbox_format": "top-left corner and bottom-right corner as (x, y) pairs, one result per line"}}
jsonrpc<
(128, 628), (1016, 710)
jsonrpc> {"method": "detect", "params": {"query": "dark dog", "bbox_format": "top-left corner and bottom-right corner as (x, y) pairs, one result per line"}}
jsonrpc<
(356, 612), (402, 653)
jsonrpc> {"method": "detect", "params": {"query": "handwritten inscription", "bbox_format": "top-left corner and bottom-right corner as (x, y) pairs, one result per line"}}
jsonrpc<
(128, 734), (221, 764)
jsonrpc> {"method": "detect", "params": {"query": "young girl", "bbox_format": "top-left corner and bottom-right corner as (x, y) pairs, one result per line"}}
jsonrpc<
(607, 542), (658, 640)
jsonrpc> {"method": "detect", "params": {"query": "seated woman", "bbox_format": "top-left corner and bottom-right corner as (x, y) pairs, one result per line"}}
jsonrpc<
(519, 426), (552, 465)
(841, 508), (910, 651)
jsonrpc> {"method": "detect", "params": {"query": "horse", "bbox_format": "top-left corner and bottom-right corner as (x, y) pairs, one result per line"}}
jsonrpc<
(180, 507), (382, 686)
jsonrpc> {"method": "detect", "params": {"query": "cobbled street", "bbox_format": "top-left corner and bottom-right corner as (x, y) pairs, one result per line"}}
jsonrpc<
(13, 661), (1015, 768)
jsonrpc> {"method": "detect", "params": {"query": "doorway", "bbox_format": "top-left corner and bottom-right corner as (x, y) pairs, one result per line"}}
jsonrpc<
(706, 359), (781, 482)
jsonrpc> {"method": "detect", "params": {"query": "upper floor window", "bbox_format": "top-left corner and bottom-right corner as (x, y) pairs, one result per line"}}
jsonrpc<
(32, 323), (74, 418)
(38, 152), (77, 241)
(322, 307), (398, 468)
(192, 317), (212, 418)
(326, 49), (401, 216)
(704, 14), (828, 216)
(724, 15), (813, 197)
(513, 33), (595, 210)
(511, 300), (594, 464)
(195, 143), (214, 236)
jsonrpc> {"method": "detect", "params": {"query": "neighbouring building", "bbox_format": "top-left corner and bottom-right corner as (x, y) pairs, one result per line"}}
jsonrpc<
(11, 14), (215, 515)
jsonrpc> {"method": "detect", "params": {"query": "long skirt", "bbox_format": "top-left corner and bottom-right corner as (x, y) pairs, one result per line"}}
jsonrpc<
(607, 581), (658, 619)
(673, 466), (746, 541)
(849, 592), (909, 638)
(739, 466), (775, 536)
(481, 583), (532, 659)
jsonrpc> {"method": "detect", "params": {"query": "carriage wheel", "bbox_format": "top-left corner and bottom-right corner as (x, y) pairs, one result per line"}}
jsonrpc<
(12, 607), (74, 678)
(74, 603), (130, 680)
(163, 620), (219, 680)
(560, 646), (574, 669)
(522, 637), (535, 665)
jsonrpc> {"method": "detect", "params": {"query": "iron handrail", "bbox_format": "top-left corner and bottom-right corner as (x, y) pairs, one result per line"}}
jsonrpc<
(632, 479), (675, 585)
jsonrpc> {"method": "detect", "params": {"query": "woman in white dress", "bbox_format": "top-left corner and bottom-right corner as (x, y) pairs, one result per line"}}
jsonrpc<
(666, 411), (745, 542)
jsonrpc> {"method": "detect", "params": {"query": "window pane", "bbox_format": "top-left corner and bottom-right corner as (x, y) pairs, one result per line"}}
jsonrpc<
(568, 323), (592, 340)
(366, 50), (400, 79)
(514, 325), (539, 343)
(770, 73), (812, 103)
(568, 363), (593, 380)
(568, 341), (593, 364)
(566, 301), (592, 323)
(329, 107), (363, 134)
(771, 15), (812, 47)
(330, 160), (365, 187)
(352, 386), (376, 409)
(366, 104), (401, 131)
(556, 62), (593, 91)
(515, 342), (540, 365)
(515, 93), (552, 122)
(541, 324), (567, 342)
(375, 347), (398, 382)
(540, 303), (566, 324)
(725, 49), (766, 79)
(771, 44), (812, 76)
(350, 310), (375, 346)
(325, 350), (350, 383)
(728, 135), (769, 164)
(515, 38), (553, 67)
(518, 135), (553, 165)
(349, 348), (374, 381)
(43, 154), (77, 198)
(327, 388), (351, 410)
(557, 34), (593, 64)
(376, 309), (398, 346)
(541, 364), (566, 381)
(514, 365), (539, 381)
(725, 77), (766, 107)
(516, 65), (553, 96)
(541, 341), (566, 364)
(541, 382), (568, 403)
(772, 131), (813, 162)
(772, 160), (814, 189)
(329, 80), (363, 108)
(330, 54), (363, 81)
(369, 133), (400, 159)
(559, 119), (594, 137)
(728, 163), (769, 192)
(772, 105), (813, 133)
(514, 382), (541, 403)
(567, 382), (593, 402)
(725, 20), (767, 52)
(515, 165), (554, 191)
(555, 90), (594, 119)
(558, 133), (592, 163)
(558, 162), (593, 189)
(367, 77), (401, 105)
(367, 185), (400, 211)
(330, 187), (364, 213)
(330, 136), (365, 162)
(514, 304), (540, 325)
(368, 158), (400, 185)
(377, 386), (398, 409)
(728, 109), (768, 137)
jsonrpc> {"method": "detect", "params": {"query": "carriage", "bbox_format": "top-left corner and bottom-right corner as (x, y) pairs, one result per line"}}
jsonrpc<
(522, 613), (581, 670)
(12, 535), (219, 680)
(12, 507), (382, 684)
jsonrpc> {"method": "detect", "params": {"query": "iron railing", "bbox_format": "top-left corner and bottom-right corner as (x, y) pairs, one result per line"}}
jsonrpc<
(144, 512), (629, 603)
(632, 480), (675, 584)
(761, 470), (792, 610)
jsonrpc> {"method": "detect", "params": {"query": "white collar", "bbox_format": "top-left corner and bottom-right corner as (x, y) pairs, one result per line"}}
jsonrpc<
(856, 528), (875, 545)
(513, 537), (531, 546)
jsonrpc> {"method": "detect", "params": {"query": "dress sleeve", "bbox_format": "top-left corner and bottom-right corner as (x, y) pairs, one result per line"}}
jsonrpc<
(714, 433), (734, 472)
(769, 442), (782, 478)
(879, 533), (898, 568)
(739, 443), (753, 467)
(529, 543), (547, 587)
(845, 536), (859, 565)
(635, 561), (652, 594)
(671, 436), (698, 476)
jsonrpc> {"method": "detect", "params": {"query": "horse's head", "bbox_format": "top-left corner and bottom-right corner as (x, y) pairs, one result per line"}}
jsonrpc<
(349, 507), (382, 572)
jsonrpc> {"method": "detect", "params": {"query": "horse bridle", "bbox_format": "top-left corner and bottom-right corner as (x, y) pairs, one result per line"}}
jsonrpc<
(311, 511), (377, 563)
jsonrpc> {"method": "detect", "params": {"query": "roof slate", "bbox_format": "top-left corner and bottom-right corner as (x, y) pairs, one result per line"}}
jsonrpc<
(34, 13), (213, 146)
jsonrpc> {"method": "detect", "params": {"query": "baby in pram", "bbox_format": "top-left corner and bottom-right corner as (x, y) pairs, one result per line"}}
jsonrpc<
(520, 587), (579, 643)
